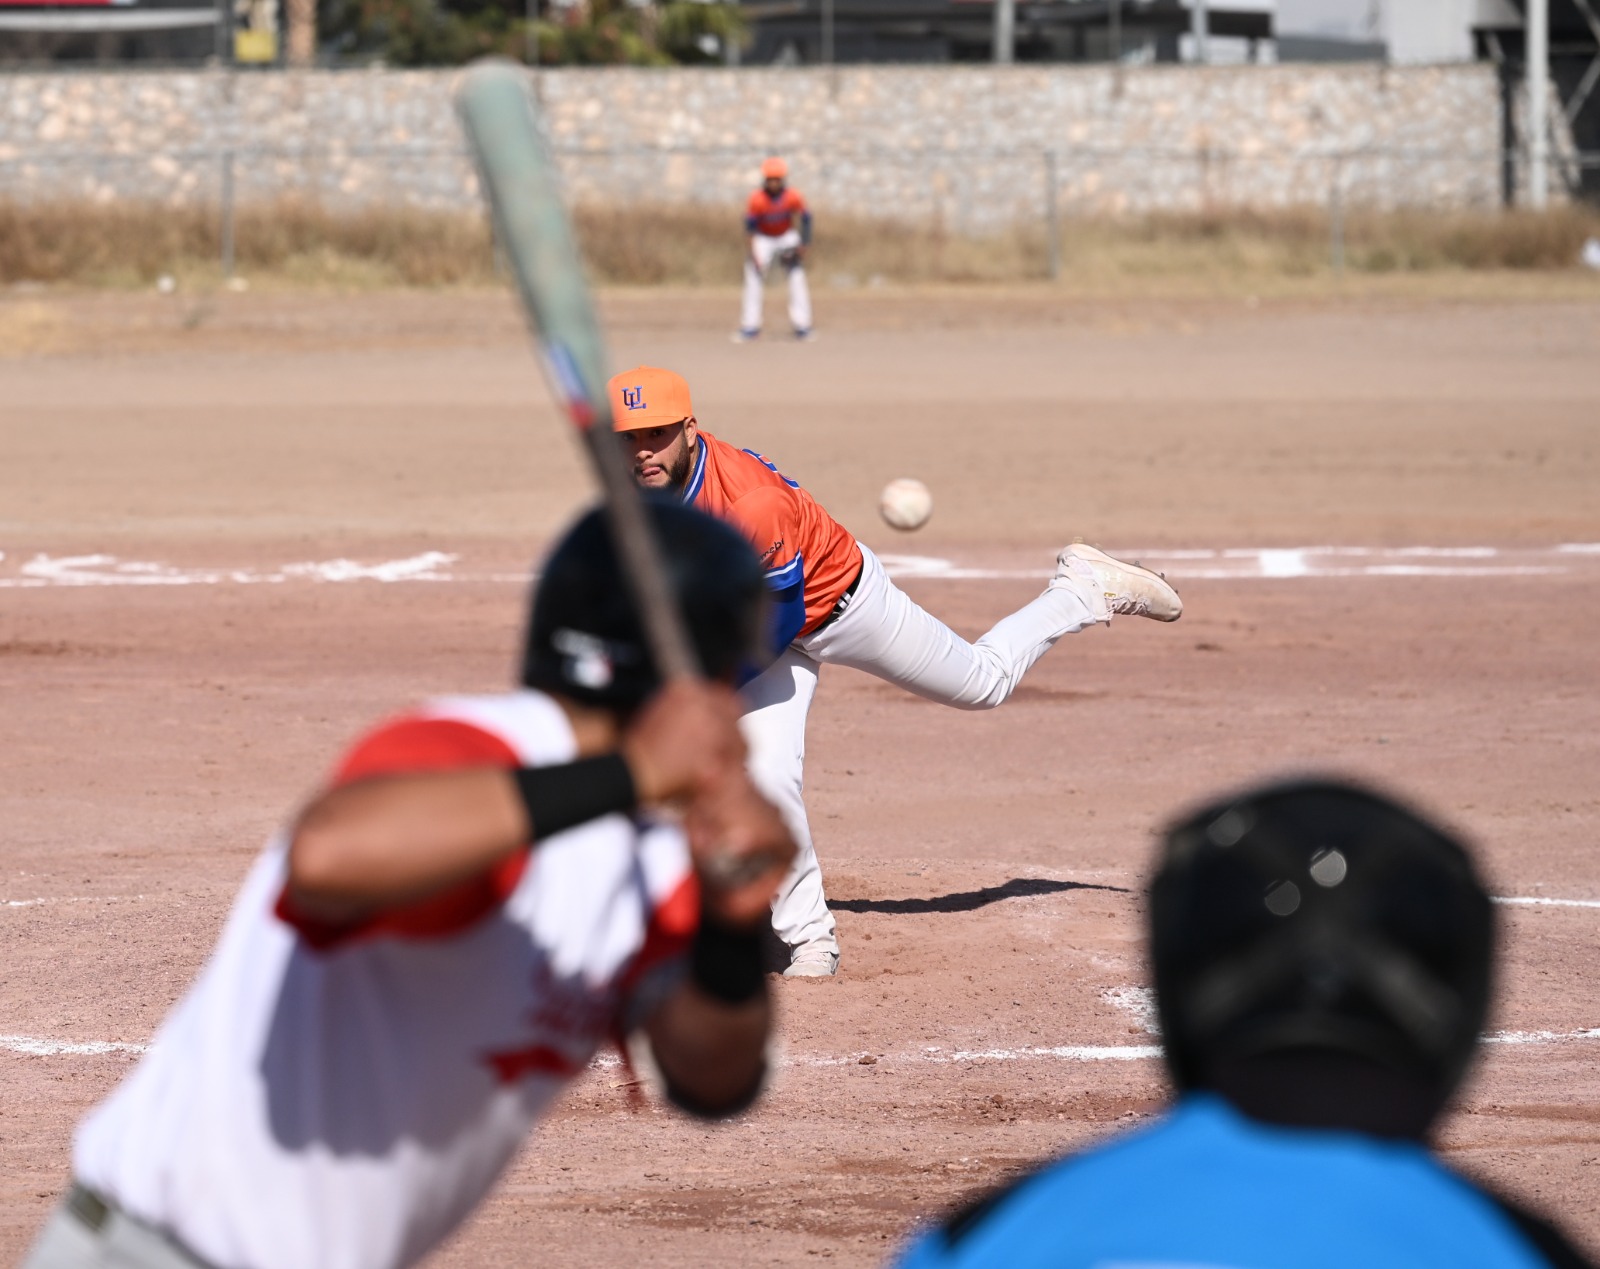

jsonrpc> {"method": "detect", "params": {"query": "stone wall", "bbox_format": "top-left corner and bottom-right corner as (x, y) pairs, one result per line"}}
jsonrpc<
(0, 64), (1507, 228)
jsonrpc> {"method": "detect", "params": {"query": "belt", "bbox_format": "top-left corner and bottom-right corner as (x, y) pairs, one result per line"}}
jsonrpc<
(63, 1182), (218, 1269)
(809, 562), (864, 634)
(66, 1183), (111, 1233)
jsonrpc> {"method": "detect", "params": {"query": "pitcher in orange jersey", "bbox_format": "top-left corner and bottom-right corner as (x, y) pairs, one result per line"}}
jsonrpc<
(608, 366), (1184, 978)
(738, 156), (813, 342)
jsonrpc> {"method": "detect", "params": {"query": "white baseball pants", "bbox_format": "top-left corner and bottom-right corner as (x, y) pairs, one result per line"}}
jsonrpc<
(740, 230), (812, 335)
(24, 1191), (211, 1269)
(740, 544), (1100, 956)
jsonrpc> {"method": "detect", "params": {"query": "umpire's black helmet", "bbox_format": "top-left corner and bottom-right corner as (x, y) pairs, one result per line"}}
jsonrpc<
(521, 499), (768, 711)
(1150, 778), (1494, 1102)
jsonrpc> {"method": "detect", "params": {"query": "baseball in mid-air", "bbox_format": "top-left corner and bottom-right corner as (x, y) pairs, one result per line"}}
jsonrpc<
(879, 478), (932, 531)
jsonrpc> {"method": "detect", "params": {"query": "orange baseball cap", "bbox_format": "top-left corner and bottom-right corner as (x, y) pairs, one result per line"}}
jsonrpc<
(761, 156), (788, 180)
(607, 365), (695, 431)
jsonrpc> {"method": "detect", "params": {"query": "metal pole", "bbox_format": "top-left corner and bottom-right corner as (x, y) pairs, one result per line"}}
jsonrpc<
(220, 149), (236, 278)
(1528, 0), (1549, 207)
(1109, 0), (1120, 62)
(1045, 149), (1060, 279)
(1328, 156), (1344, 276)
(1192, 0), (1208, 63)
(525, 0), (537, 64)
(821, 0), (834, 65)
(993, 0), (1014, 63)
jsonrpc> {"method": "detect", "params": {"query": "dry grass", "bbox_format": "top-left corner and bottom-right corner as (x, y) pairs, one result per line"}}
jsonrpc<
(0, 201), (495, 288)
(2, 199), (1597, 290)
(1079, 206), (1600, 276)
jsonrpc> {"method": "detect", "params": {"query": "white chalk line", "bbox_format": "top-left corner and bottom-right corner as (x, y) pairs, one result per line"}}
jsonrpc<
(881, 545), (1598, 583)
(9, 894), (1586, 914)
(3, 545), (1598, 589)
(7, 975), (1595, 1065)
(10, 1030), (1599, 1065)
(0, 552), (458, 589)
(1, 1035), (147, 1057)
(4, 894), (151, 910)
(1484, 1028), (1600, 1046)
(5, 899), (1593, 1060)
(1095, 985), (1600, 1055)
(1494, 896), (1600, 909)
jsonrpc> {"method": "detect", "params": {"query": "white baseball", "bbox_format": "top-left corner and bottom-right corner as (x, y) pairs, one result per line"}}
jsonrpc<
(879, 478), (932, 531)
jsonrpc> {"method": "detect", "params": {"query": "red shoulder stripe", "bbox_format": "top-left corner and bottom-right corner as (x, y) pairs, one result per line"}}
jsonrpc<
(277, 714), (530, 951)
(332, 715), (519, 786)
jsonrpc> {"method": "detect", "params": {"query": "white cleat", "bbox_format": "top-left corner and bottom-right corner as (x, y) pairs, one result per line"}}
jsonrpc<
(1056, 542), (1183, 623)
(782, 947), (840, 978)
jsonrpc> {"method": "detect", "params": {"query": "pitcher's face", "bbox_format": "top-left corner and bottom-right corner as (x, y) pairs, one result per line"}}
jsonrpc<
(619, 421), (695, 491)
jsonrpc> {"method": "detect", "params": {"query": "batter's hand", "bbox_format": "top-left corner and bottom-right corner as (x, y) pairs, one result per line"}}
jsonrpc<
(621, 680), (746, 807)
(685, 767), (796, 927)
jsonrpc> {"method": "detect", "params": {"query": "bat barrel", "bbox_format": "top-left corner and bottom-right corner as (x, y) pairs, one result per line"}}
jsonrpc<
(456, 60), (698, 682)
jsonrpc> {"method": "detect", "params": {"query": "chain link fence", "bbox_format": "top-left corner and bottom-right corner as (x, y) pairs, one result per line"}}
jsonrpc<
(4, 141), (1598, 278)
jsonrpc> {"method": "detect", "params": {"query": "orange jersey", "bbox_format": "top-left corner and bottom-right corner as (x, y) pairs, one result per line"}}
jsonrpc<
(746, 187), (808, 237)
(684, 430), (861, 642)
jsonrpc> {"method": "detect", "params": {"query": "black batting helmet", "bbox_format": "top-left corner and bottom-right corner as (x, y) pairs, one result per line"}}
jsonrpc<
(521, 499), (769, 711)
(1150, 778), (1494, 1104)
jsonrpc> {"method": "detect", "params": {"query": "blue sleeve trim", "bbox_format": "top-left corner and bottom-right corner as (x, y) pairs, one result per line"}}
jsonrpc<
(766, 554), (804, 588)
(744, 215), (760, 233)
(764, 554), (807, 655)
(680, 440), (708, 504)
(740, 448), (801, 489)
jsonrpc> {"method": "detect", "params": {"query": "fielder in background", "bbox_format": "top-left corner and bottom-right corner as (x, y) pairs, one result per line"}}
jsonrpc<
(607, 366), (1182, 978)
(738, 156), (813, 342)
(24, 502), (795, 1269)
(897, 778), (1596, 1269)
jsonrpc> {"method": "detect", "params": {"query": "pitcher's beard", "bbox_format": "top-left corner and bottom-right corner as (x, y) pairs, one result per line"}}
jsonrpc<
(660, 442), (693, 491)
(631, 438), (694, 492)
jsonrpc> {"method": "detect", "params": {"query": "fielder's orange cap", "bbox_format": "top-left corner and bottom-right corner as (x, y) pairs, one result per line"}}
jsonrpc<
(761, 156), (788, 180)
(608, 365), (694, 431)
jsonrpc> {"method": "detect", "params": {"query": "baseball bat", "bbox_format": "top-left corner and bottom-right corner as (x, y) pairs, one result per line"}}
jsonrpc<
(456, 59), (699, 685)
(456, 62), (767, 888)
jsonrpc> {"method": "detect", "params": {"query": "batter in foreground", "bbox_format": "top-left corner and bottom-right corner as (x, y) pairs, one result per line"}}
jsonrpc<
(608, 365), (1183, 977)
(23, 502), (794, 1269)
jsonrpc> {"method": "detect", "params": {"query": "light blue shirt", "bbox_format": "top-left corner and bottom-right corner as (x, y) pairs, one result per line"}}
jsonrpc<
(896, 1094), (1557, 1269)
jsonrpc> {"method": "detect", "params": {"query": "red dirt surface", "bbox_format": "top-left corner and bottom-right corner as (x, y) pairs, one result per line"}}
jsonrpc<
(2, 286), (1598, 1266)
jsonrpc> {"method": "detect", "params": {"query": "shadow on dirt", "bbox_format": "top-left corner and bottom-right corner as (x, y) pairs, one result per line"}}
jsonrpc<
(831, 876), (1129, 914)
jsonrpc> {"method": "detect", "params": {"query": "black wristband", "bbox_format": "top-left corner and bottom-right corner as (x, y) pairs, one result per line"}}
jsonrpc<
(689, 915), (768, 1006)
(511, 753), (636, 842)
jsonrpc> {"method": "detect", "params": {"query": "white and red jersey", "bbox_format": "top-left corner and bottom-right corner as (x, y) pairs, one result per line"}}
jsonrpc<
(74, 690), (698, 1269)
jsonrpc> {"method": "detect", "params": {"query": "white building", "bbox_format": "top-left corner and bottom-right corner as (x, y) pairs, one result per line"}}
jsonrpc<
(1270, 0), (1524, 63)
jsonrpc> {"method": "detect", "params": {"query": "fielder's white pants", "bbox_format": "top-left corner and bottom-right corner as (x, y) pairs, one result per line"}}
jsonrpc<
(740, 545), (1099, 956)
(740, 230), (812, 335)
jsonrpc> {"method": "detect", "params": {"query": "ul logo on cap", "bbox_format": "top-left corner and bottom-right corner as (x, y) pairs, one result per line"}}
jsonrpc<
(621, 386), (646, 411)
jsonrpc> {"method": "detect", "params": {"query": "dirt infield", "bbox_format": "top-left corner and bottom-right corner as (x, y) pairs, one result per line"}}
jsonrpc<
(3, 285), (1598, 1266)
